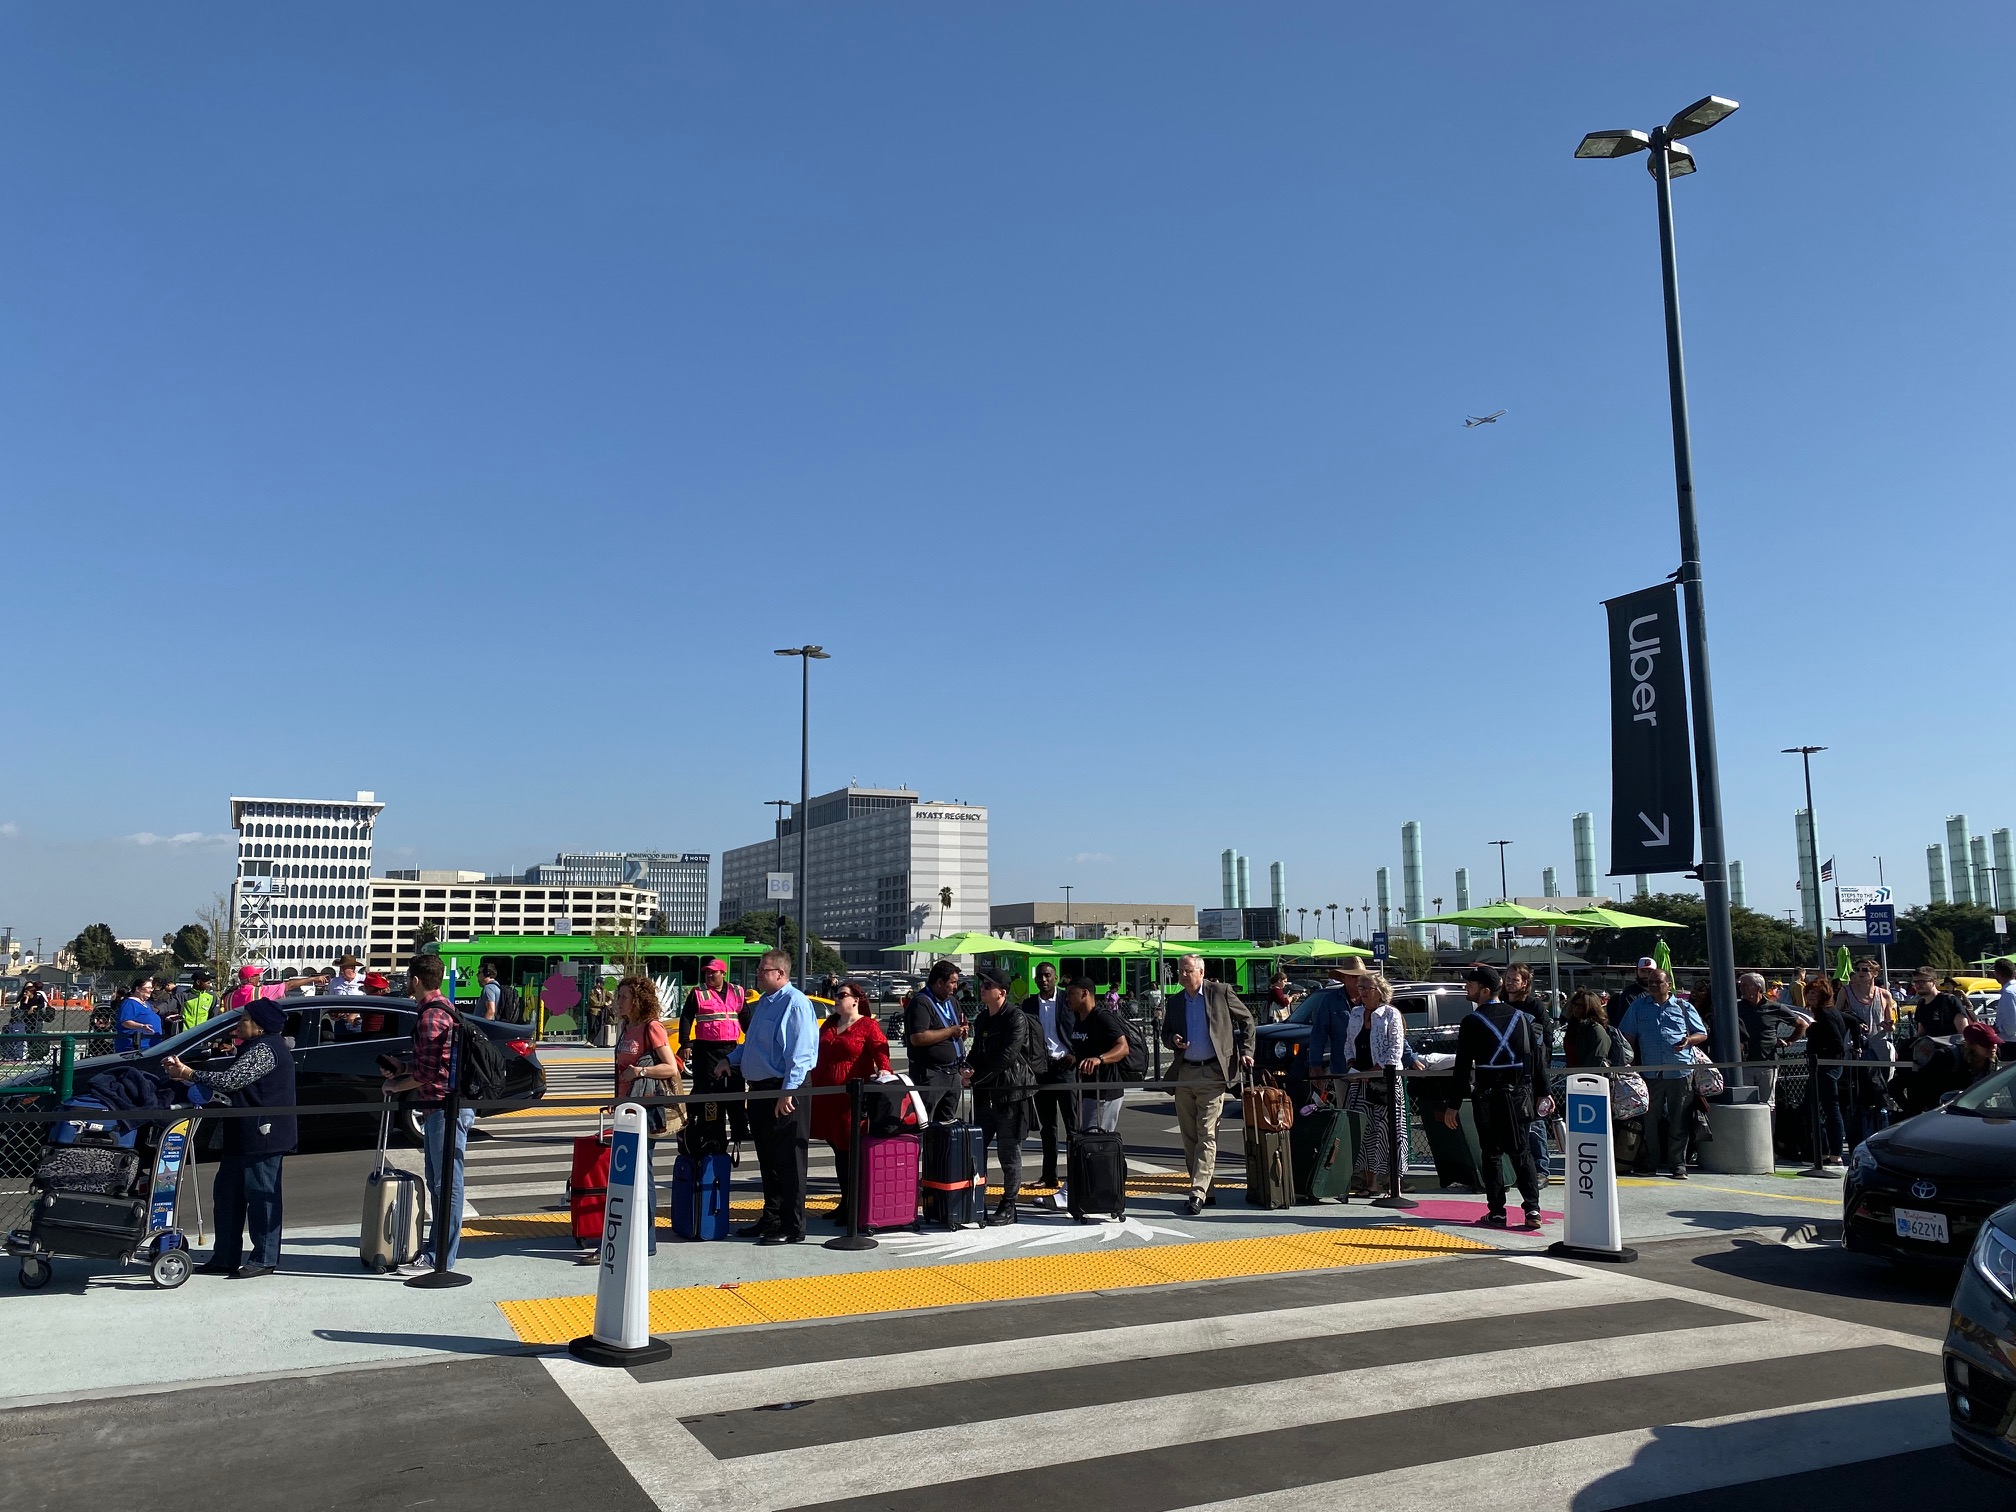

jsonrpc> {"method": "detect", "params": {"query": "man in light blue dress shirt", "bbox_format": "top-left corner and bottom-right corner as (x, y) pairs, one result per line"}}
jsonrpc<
(726, 949), (819, 1244)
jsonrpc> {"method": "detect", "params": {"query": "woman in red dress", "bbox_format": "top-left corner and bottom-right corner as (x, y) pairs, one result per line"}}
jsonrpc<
(811, 980), (891, 1227)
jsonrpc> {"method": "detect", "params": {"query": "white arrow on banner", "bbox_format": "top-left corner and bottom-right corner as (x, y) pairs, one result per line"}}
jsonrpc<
(1637, 812), (1671, 848)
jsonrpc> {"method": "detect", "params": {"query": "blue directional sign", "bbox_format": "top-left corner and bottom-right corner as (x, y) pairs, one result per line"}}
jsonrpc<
(1863, 903), (1895, 945)
(1370, 931), (1389, 962)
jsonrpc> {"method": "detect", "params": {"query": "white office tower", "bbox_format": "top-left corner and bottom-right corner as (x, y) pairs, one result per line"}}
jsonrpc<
(1949, 816), (1975, 905)
(1401, 822), (1426, 947)
(1796, 810), (1821, 932)
(1928, 844), (1949, 905)
(229, 791), (383, 974)
(1573, 812), (1598, 899)
(1729, 860), (1746, 910)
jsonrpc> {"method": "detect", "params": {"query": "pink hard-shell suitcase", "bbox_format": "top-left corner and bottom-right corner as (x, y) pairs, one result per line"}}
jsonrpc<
(858, 1133), (921, 1232)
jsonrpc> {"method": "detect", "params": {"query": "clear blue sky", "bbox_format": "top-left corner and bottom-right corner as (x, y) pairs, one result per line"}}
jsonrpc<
(5, 3), (2011, 952)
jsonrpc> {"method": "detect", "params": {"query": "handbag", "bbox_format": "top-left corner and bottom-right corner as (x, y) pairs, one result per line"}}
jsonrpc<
(1610, 1071), (1650, 1121)
(628, 1062), (686, 1137)
(1688, 1046), (1726, 1099)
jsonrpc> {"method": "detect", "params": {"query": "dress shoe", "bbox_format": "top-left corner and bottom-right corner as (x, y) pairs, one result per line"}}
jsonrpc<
(736, 1220), (780, 1240)
(231, 1263), (277, 1279)
(990, 1199), (1018, 1225)
(1185, 1195), (1205, 1217)
(195, 1259), (236, 1276)
(758, 1232), (806, 1247)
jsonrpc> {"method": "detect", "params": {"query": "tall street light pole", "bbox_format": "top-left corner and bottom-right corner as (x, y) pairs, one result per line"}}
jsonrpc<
(774, 646), (830, 983)
(1489, 840), (1513, 902)
(1060, 885), (1072, 930)
(1784, 746), (1829, 974)
(1577, 94), (1743, 1073)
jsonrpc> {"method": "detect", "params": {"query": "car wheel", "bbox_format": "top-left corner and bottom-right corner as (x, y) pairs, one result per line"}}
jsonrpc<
(151, 1250), (191, 1289)
(396, 1100), (426, 1146)
(18, 1256), (51, 1289)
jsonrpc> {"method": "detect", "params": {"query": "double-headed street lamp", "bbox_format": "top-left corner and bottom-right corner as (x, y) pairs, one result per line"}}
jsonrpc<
(774, 646), (830, 983)
(1576, 94), (1743, 1074)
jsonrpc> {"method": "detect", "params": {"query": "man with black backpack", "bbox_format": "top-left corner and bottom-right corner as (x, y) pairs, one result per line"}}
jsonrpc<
(1160, 954), (1255, 1215)
(379, 955), (497, 1271)
(965, 969), (1046, 1224)
(1449, 964), (1553, 1230)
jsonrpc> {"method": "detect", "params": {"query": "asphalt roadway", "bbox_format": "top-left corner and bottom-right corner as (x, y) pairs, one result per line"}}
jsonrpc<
(3, 1232), (2006, 1512)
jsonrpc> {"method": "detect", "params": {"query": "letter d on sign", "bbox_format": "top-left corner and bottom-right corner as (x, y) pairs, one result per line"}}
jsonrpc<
(1548, 1074), (1636, 1264)
(570, 1102), (672, 1365)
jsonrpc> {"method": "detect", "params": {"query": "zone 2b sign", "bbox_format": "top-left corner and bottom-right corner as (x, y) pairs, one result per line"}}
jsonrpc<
(1863, 903), (1895, 944)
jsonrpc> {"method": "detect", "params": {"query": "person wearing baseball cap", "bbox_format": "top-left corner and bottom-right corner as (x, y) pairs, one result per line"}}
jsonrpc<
(182, 968), (218, 1030)
(1448, 964), (1553, 1229)
(679, 956), (750, 1145)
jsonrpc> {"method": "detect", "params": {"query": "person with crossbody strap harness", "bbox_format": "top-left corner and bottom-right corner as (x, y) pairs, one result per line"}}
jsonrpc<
(1447, 964), (1554, 1230)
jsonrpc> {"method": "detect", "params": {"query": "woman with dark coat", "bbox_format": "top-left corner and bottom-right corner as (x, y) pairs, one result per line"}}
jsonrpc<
(163, 999), (297, 1278)
(1802, 978), (1861, 1168)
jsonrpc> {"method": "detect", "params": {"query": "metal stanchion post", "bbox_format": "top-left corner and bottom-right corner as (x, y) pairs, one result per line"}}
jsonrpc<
(1370, 1068), (1417, 1210)
(57, 1035), (74, 1102)
(827, 1081), (877, 1252)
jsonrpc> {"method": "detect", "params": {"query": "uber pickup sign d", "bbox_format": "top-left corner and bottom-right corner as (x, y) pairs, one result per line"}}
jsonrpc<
(1549, 1073), (1635, 1264)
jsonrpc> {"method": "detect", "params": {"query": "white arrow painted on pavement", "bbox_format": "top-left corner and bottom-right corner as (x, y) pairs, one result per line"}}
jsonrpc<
(1637, 812), (1671, 848)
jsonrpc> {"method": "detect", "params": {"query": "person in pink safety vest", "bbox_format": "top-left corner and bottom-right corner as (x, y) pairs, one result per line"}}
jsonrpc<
(678, 958), (750, 1143)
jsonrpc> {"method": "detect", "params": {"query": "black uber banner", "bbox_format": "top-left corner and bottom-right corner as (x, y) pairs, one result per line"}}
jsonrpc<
(1604, 582), (1695, 876)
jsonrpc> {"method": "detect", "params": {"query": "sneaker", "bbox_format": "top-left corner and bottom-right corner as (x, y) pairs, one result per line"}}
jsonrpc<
(1052, 1187), (1070, 1211)
(1477, 1211), (1508, 1228)
(230, 1263), (277, 1279)
(195, 1259), (236, 1277)
(1668, 1168), (1689, 1181)
(1521, 1209), (1544, 1230)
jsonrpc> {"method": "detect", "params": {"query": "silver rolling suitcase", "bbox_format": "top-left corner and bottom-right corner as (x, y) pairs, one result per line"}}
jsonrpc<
(360, 1108), (429, 1272)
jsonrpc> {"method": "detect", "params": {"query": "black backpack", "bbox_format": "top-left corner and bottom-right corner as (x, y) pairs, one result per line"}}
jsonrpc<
(496, 982), (522, 1022)
(456, 1020), (511, 1102)
(1112, 1010), (1149, 1081)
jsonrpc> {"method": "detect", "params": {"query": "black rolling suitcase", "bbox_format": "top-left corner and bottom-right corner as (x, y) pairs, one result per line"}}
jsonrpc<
(31, 1190), (148, 1259)
(1290, 1103), (1352, 1203)
(922, 1117), (986, 1229)
(1067, 1129), (1127, 1220)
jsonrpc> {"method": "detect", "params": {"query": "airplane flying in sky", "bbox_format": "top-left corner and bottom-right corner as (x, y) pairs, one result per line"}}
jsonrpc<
(1463, 409), (1507, 428)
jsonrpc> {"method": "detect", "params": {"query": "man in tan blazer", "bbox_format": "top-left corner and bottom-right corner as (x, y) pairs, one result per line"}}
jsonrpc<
(1160, 954), (1256, 1214)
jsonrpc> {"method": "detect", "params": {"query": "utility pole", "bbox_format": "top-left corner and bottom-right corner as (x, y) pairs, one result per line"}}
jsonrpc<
(1060, 885), (1072, 930)
(1490, 841), (1513, 901)
(1784, 747), (1829, 975)
(773, 645), (830, 983)
(767, 799), (792, 951)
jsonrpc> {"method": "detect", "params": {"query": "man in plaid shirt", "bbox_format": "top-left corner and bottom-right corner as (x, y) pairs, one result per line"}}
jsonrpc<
(382, 955), (468, 1269)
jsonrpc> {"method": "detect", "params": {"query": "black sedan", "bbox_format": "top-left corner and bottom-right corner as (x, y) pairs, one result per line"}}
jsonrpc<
(1944, 1203), (2016, 1477)
(1845, 1063), (2016, 1267)
(2, 995), (545, 1151)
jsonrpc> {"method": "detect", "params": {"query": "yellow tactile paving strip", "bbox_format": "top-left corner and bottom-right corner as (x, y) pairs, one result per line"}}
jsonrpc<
(461, 1176), (1248, 1241)
(495, 1225), (1487, 1344)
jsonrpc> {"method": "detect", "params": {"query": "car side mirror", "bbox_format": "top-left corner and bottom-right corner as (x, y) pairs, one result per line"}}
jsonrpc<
(1941, 1091), (1962, 1107)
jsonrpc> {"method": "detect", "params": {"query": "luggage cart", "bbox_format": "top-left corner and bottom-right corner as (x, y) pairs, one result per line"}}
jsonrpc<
(8, 1110), (201, 1290)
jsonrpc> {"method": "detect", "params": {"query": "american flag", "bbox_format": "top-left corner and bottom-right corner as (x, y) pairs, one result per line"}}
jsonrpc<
(1820, 857), (1835, 882)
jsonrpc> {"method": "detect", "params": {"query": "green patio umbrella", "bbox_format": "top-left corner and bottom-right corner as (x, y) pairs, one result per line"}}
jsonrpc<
(1550, 905), (1684, 930)
(1834, 945), (1853, 981)
(1652, 938), (1673, 973)
(1270, 938), (1375, 959)
(882, 933), (1041, 957)
(1411, 901), (1595, 1003)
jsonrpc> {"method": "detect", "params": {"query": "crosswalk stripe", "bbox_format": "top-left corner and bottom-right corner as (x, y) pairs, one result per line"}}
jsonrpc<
(1179, 1385), (1945, 1512)
(568, 1273), (1622, 1417)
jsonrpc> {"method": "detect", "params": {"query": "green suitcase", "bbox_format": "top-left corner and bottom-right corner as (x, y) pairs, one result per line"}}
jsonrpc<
(1290, 1104), (1354, 1202)
(1243, 1123), (1293, 1209)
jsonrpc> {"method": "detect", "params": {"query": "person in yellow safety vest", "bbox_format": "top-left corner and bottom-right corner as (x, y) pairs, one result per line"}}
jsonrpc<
(679, 958), (750, 1144)
(181, 968), (217, 1029)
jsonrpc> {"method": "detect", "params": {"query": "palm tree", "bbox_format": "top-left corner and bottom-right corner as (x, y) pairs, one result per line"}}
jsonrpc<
(1327, 903), (1338, 940)
(938, 886), (953, 936)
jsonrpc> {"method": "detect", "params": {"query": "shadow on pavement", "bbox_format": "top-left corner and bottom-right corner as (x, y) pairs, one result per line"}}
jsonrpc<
(313, 1327), (561, 1356)
(1687, 1235), (1955, 1308)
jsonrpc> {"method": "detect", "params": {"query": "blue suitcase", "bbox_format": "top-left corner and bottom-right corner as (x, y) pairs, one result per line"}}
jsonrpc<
(670, 1150), (731, 1241)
